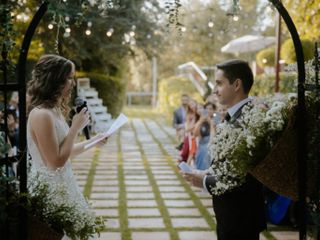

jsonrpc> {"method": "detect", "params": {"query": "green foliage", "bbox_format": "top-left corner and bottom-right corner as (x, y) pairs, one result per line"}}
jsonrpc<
(281, 38), (315, 64)
(158, 76), (203, 118)
(77, 72), (126, 116)
(251, 72), (297, 96)
(256, 47), (275, 68)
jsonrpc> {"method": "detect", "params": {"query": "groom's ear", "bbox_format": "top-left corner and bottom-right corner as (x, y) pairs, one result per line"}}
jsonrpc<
(234, 78), (242, 92)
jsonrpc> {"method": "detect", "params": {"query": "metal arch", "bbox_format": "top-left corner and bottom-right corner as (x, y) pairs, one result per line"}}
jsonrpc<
(268, 0), (307, 239)
(16, 1), (48, 238)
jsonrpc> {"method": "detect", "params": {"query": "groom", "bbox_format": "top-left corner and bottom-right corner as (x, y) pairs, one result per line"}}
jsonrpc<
(183, 59), (266, 240)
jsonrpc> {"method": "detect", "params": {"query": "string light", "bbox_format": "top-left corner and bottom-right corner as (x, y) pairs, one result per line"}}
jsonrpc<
(129, 31), (135, 37)
(87, 21), (92, 27)
(48, 24), (54, 30)
(181, 26), (186, 32)
(106, 28), (114, 37)
(233, 15), (239, 21)
(208, 21), (214, 28)
(85, 29), (91, 35)
(65, 16), (70, 22)
(65, 27), (71, 33)
(147, 34), (151, 39)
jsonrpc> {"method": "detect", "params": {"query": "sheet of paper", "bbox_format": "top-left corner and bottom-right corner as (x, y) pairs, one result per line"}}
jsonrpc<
(84, 113), (128, 149)
(178, 162), (193, 173)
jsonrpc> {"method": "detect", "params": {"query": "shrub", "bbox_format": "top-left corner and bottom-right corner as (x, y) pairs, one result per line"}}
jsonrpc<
(158, 76), (203, 119)
(251, 72), (297, 96)
(281, 38), (314, 64)
(256, 47), (275, 68)
(77, 72), (126, 116)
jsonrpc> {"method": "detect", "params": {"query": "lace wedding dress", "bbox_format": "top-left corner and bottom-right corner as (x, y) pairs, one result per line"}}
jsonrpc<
(27, 108), (96, 240)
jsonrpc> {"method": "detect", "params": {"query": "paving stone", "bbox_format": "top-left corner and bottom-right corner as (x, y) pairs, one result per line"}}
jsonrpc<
(93, 200), (118, 208)
(76, 180), (87, 186)
(131, 232), (170, 240)
(164, 200), (195, 207)
(90, 192), (118, 199)
(128, 218), (165, 229)
(127, 200), (157, 207)
(124, 180), (150, 186)
(270, 231), (299, 240)
(98, 232), (121, 240)
(152, 170), (175, 174)
(200, 198), (213, 207)
(153, 175), (178, 180)
(104, 219), (120, 229)
(92, 186), (119, 193)
(195, 190), (211, 198)
(94, 175), (118, 180)
(158, 186), (185, 192)
(126, 186), (152, 192)
(75, 175), (88, 181)
(94, 208), (118, 217)
(156, 180), (181, 186)
(149, 166), (172, 170)
(206, 207), (215, 216)
(125, 175), (148, 180)
(94, 180), (119, 186)
(95, 170), (118, 175)
(161, 192), (190, 199)
(127, 192), (154, 199)
(172, 218), (209, 228)
(168, 208), (201, 217)
(128, 208), (161, 217)
(178, 231), (217, 240)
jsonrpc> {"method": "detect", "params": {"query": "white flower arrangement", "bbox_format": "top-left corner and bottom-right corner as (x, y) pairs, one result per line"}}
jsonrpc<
(207, 95), (294, 196)
(28, 169), (104, 239)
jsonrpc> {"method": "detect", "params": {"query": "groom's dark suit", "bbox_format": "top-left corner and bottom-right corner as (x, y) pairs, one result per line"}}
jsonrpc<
(205, 102), (266, 240)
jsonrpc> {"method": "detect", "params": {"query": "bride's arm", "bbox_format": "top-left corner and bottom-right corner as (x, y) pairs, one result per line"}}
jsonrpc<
(70, 134), (108, 158)
(30, 108), (89, 168)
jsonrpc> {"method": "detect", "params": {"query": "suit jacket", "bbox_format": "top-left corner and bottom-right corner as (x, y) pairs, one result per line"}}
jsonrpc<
(205, 103), (266, 238)
(173, 107), (186, 129)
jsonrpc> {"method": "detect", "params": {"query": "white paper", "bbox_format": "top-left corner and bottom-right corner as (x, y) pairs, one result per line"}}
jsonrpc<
(84, 113), (128, 149)
(178, 162), (193, 173)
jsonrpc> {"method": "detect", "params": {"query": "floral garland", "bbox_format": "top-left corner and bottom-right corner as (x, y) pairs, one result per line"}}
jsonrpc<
(207, 95), (294, 196)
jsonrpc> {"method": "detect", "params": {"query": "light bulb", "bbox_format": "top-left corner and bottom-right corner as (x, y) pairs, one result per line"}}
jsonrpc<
(65, 27), (71, 33)
(129, 31), (135, 37)
(85, 29), (91, 35)
(233, 15), (239, 21)
(48, 24), (54, 30)
(208, 21), (214, 28)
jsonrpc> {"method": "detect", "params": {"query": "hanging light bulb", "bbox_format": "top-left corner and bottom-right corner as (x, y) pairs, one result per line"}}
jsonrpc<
(129, 31), (135, 37)
(65, 27), (71, 33)
(65, 16), (70, 22)
(208, 21), (214, 28)
(48, 23), (54, 30)
(106, 28), (114, 37)
(181, 26), (186, 32)
(233, 15), (239, 21)
(85, 29), (91, 35)
(87, 21), (92, 27)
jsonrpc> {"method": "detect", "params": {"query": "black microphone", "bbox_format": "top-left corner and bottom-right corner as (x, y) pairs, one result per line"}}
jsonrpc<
(74, 97), (90, 139)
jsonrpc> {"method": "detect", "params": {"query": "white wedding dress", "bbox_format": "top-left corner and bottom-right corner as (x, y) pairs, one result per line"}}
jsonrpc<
(27, 108), (95, 240)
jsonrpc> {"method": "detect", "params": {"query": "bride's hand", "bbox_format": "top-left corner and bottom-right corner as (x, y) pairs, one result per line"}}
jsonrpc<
(92, 133), (108, 146)
(71, 108), (90, 133)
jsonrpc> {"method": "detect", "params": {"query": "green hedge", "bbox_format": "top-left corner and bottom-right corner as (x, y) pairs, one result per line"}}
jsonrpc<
(281, 38), (314, 64)
(77, 72), (126, 116)
(251, 72), (297, 96)
(256, 47), (275, 68)
(158, 76), (203, 118)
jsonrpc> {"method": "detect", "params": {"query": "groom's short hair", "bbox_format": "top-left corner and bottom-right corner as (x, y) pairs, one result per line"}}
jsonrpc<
(216, 59), (254, 94)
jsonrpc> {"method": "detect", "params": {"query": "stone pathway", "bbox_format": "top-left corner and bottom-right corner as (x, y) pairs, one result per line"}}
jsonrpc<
(72, 118), (298, 240)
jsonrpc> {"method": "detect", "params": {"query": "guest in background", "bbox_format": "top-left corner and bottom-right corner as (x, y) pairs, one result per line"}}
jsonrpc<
(193, 102), (217, 170)
(173, 94), (189, 150)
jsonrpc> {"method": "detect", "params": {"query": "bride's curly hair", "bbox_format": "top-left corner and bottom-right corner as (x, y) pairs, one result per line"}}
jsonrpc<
(27, 54), (75, 117)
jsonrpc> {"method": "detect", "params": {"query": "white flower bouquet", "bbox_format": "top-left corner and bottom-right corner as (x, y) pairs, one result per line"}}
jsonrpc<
(28, 171), (104, 240)
(207, 94), (295, 196)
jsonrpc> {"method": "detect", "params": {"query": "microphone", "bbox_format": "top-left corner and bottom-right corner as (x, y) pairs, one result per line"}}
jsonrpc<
(74, 97), (90, 139)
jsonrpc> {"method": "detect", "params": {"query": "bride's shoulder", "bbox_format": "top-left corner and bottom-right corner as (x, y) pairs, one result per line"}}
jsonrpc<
(29, 108), (55, 125)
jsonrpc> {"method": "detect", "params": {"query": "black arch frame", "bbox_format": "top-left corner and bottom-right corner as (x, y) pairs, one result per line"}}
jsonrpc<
(0, 0), (308, 238)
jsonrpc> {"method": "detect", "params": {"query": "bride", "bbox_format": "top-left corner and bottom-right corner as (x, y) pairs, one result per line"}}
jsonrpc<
(27, 54), (106, 239)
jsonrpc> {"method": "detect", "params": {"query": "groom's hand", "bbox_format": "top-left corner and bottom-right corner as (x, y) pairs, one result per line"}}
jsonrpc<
(181, 172), (205, 188)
